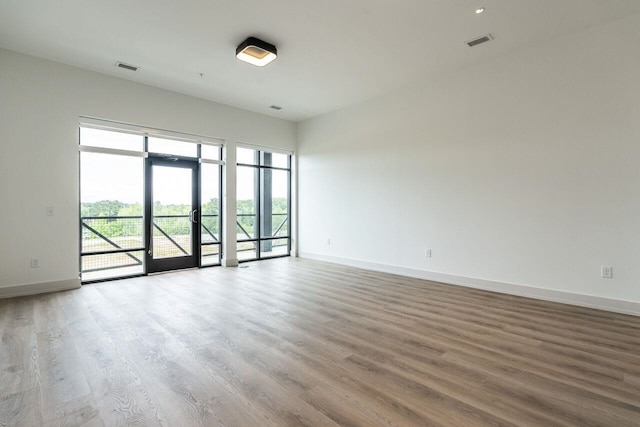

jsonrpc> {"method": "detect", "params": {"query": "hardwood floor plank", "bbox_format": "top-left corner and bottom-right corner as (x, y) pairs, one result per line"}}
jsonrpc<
(337, 354), (515, 426)
(63, 307), (160, 425)
(40, 393), (103, 427)
(36, 328), (92, 409)
(0, 388), (42, 427)
(626, 375), (640, 387)
(384, 354), (572, 427)
(0, 323), (40, 400)
(304, 383), (433, 427)
(442, 349), (640, 426)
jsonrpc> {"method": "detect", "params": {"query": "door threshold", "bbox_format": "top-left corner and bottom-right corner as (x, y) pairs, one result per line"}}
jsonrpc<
(147, 267), (199, 276)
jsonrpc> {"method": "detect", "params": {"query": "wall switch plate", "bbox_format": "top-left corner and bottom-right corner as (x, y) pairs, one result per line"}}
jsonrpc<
(31, 258), (40, 268)
(326, 238), (331, 246)
(425, 249), (432, 258)
(601, 266), (613, 279)
(46, 206), (54, 216)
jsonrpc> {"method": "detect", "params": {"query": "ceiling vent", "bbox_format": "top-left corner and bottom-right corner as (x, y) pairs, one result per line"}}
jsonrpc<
(269, 105), (283, 111)
(115, 61), (139, 71)
(467, 34), (493, 47)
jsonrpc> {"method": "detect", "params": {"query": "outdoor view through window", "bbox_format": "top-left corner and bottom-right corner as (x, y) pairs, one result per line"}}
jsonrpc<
(79, 126), (289, 282)
(236, 147), (291, 261)
(79, 126), (222, 281)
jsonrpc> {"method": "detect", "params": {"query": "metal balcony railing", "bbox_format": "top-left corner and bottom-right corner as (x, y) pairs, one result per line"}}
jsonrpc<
(236, 212), (288, 240)
(81, 214), (221, 275)
(81, 216), (145, 273)
(81, 212), (287, 276)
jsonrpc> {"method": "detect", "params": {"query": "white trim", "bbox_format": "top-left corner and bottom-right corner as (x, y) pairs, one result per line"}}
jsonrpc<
(79, 145), (148, 158)
(236, 141), (294, 156)
(79, 118), (142, 138)
(298, 252), (640, 317)
(0, 278), (81, 299)
(200, 158), (225, 165)
(79, 116), (224, 146)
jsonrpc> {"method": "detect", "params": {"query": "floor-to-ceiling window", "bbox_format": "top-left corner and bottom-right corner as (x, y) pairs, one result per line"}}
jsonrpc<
(79, 121), (222, 282)
(200, 144), (223, 267)
(236, 147), (291, 261)
(80, 128), (145, 281)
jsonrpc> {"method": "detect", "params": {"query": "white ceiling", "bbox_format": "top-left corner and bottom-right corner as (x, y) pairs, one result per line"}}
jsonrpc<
(1, 1), (639, 122)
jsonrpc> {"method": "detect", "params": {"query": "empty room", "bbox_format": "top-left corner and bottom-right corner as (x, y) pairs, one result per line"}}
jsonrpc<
(1, 1), (640, 426)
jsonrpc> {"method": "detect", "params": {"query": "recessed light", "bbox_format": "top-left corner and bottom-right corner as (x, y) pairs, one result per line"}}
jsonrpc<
(236, 37), (278, 67)
(475, 7), (485, 14)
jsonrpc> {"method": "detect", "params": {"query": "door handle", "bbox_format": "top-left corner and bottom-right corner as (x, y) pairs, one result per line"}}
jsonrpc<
(192, 209), (198, 224)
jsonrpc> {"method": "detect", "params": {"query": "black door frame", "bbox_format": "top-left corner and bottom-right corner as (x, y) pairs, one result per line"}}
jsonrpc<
(145, 156), (200, 273)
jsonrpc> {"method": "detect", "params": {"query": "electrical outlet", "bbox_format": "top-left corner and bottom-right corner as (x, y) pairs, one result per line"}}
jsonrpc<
(31, 258), (40, 268)
(425, 249), (432, 258)
(601, 266), (613, 279)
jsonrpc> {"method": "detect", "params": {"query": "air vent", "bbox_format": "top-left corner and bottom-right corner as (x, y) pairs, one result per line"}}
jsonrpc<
(467, 34), (493, 47)
(115, 61), (139, 71)
(269, 105), (283, 111)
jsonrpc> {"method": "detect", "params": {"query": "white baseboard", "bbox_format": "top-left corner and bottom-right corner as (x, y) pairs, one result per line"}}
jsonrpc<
(0, 278), (81, 299)
(298, 252), (640, 317)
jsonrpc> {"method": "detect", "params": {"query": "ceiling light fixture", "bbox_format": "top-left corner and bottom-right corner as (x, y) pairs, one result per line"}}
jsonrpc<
(236, 37), (277, 67)
(475, 7), (485, 14)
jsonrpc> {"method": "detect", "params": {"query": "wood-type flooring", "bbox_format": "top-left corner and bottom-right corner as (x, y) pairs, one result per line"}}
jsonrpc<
(1, 257), (639, 426)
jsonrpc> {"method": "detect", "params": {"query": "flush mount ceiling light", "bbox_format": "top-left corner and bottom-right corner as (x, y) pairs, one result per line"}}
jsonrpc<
(236, 37), (277, 67)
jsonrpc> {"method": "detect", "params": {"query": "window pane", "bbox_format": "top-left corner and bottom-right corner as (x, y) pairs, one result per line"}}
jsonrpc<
(260, 169), (289, 238)
(237, 166), (257, 239)
(81, 217), (143, 252)
(81, 251), (144, 281)
(148, 136), (197, 157)
(260, 152), (289, 168)
(237, 147), (257, 165)
(201, 244), (220, 266)
(236, 149), (290, 262)
(152, 165), (193, 259)
(80, 151), (144, 280)
(80, 127), (143, 151)
(260, 239), (289, 258)
(201, 163), (221, 265)
(238, 241), (257, 261)
(80, 152), (143, 208)
(201, 144), (221, 160)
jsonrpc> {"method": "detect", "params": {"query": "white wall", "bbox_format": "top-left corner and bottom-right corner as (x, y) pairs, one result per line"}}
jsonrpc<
(298, 14), (640, 312)
(0, 49), (296, 293)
